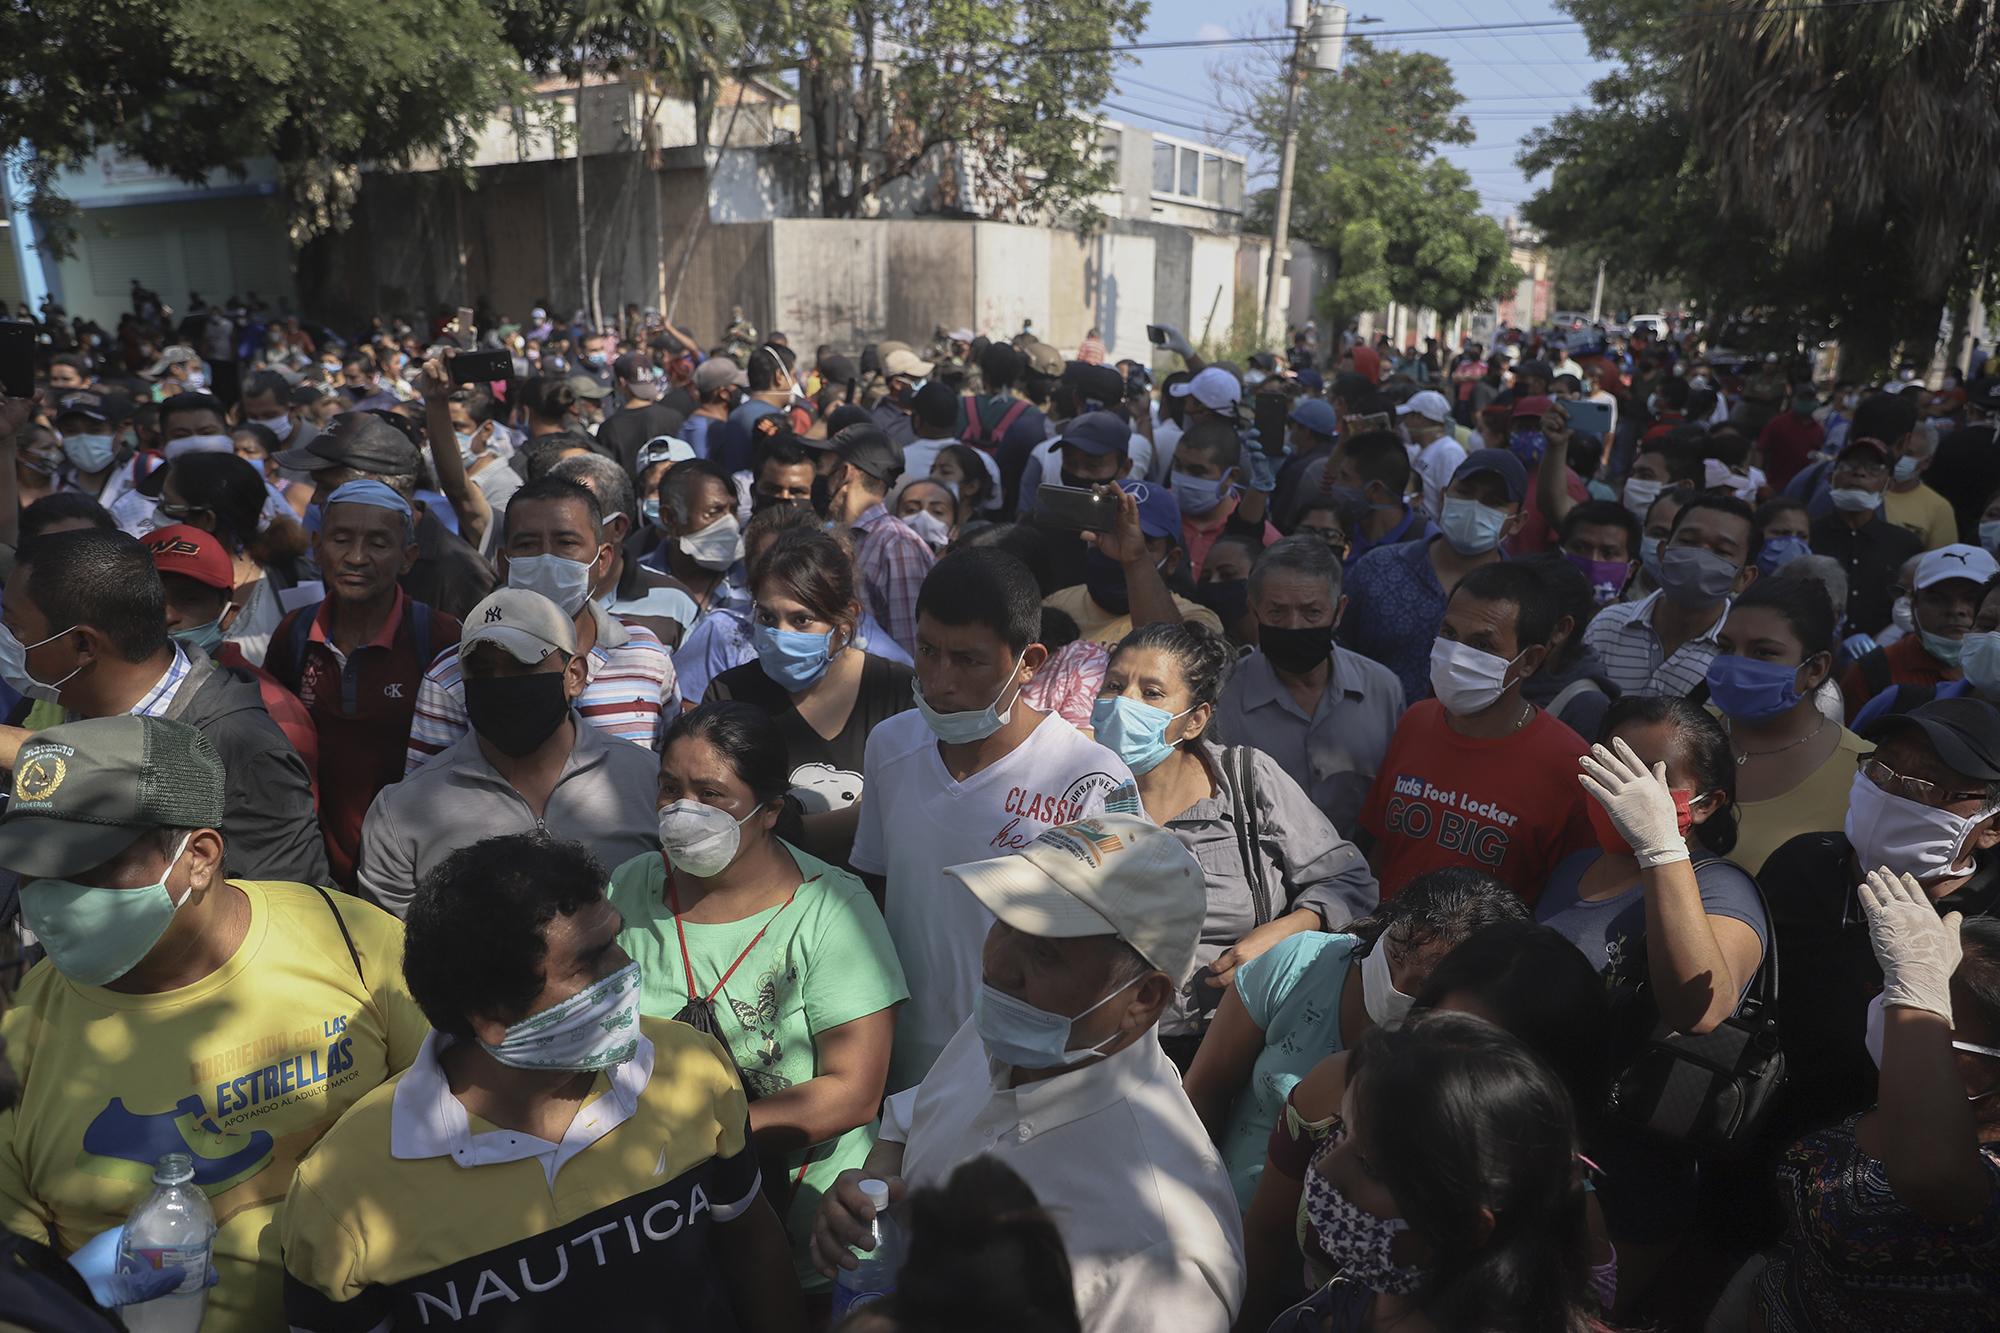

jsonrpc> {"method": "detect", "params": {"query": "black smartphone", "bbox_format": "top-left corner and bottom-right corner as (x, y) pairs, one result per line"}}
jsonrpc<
(450, 349), (512, 385)
(1036, 482), (1118, 533)
(1253, 390), (1289, 450)
(0, 321), (33, 400)
(1146, 324), (1166, 346)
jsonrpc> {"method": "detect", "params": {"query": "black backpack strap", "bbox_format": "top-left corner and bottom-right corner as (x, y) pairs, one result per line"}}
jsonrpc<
(311, 883), (366, 986)
(1858, 648), (1894, 701)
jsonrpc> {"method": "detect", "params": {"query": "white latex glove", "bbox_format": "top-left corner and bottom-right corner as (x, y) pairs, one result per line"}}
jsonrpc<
(1153, 322), (1196, 361)
(1577, 738), (1690, 868)
(1859, 866), (1962, 1023)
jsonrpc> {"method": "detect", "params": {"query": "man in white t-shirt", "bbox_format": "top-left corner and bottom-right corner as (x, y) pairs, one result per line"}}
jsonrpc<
(851, 547), (1135, 1090)
(1398, 389), (1467, 523)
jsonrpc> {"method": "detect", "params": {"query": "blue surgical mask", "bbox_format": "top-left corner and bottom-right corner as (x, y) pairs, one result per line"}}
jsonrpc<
(62, 433), (117, 473)
(507, 553), (594, 617)
(1962, 631), (2000, 695)
(1705, 654), (1806, 722)
(912, 659), (1023, 745)
(973, 977), (1138, 1070)
(1171, 470), (1228, 517)
(170, 618), (226, 658)
(1893, 456), (1919, 483)
(1980, 519), (2000, 555)
(1089, 695), (1192, 776)
(1640, 535), (1663, 579)
(1756, 534), (1811, 576)
(1438, 495), (1509, 555)
(641, 498), (661, 527)
(755, 621), (837, 691)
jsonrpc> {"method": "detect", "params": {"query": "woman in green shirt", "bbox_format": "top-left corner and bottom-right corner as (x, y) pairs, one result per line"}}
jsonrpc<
(608, 701), (907, 1291)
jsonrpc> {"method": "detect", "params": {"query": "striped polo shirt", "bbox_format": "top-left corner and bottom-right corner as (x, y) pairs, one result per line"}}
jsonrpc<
(1581, 589), (1728, 699)
(405, 602), (679, 773)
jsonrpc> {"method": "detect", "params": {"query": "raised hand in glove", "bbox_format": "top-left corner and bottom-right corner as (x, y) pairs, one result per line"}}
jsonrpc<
(1859, 866), (1962, 1023)
(1240, 425), (1279, 494)
(1577, 738), (1690, 868)
(1151, 322), (1196, 361)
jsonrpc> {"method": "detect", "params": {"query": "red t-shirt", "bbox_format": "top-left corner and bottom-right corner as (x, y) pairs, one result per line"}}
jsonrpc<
(1756, 411), (1826, 491)
(1505, 467), (1590, 556)
(1360, 699), (1595, 905)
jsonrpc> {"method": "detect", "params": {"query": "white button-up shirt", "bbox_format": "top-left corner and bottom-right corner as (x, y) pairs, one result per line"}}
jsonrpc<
(882, 1020), (1245, 1332)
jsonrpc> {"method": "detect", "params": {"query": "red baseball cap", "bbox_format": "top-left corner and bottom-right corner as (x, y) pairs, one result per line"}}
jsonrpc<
(144, 524), (233, 592)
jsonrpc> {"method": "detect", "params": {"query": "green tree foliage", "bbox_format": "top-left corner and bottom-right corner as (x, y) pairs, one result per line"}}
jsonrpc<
(751, 0), (1147, 221)
(1519, 0), (1998, 375)
(0, 0), (574, 254)
(1240, 39), (1518, 332)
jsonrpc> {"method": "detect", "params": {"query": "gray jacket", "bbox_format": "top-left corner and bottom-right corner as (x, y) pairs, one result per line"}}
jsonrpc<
(1164, 739), (1379, 1036)
(355, 714), (660, 917)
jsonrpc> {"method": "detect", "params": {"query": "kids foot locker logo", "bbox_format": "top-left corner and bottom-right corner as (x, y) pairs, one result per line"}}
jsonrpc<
(78, 1095), (274, 1192)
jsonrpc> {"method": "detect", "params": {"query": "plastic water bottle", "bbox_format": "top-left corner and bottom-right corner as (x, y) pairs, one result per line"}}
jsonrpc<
(116, 1153), (216, 1333)
(828, 1177), (901, 1319)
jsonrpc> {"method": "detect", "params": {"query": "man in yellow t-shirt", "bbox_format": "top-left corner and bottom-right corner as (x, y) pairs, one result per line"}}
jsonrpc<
(281, 833), (804, 1331)
(0, 715), (425, 1333)
(1881, 417), (1961, 550)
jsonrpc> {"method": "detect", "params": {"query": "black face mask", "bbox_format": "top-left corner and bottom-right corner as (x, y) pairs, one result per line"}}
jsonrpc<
(463, 671), (570, 757)
(1258, 622), (1335, 676)
(810, 473), (834, 517)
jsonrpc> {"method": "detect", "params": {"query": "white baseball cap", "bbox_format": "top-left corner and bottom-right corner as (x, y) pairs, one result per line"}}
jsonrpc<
(1913, 544), (2000, 591)
(1397, 389), (1452, 424)
(1168, 365), (1243, 412)
(946, 813), (1206, 984)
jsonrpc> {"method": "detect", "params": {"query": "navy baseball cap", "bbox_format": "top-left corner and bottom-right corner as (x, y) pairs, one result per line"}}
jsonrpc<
(1058, 410), (1132, 458)
(1452, 448), (1529, 504)
(1119, 480), (1182, 542)
(1863, 696), (2000, 781)
(1288, 398), (1338, 438)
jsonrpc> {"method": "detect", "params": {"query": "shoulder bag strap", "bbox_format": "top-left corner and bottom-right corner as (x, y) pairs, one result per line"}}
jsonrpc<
(1231, 746), (1275, 927)
(310, 883), (367, 986)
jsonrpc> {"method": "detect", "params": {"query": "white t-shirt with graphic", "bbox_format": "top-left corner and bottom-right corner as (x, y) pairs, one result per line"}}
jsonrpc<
(852, 709), (1133, 1089)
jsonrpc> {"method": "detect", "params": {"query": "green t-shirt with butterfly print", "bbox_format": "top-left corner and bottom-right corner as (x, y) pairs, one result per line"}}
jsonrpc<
(606, 839), (908, 1288)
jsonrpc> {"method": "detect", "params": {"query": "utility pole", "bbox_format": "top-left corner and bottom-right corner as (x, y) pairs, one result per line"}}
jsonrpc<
(1590, 258), (1605, 325)
(1261, 4), (1345, 351)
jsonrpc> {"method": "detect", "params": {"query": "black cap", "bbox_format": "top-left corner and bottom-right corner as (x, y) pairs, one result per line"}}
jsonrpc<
(1516, 359), (1554, 381)
(1864, 696), (2000, 782)
(612, 352), (651, 384)
(56, 389), (135, 424)
(830, 424), (902, 484)
(912, 380), (958, 425)
(1063, 361), (1126, 410)
(1850, 391), (1920, 448)
(274, 411), (423, 475)
(818, 353), (857, 385)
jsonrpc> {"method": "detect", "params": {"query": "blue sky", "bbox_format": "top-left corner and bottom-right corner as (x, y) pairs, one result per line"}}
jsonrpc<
(1113, 0), (1612, 221)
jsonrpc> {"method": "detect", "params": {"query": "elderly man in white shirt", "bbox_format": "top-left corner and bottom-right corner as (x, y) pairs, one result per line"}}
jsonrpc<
(810, 813), (1245, 1331)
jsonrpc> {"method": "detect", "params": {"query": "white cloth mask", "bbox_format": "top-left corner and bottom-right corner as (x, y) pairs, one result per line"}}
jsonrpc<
(1844, 772), (1990, 883)
(1360, 937), (1414, 1025)
(1429, 638), (1524, 716)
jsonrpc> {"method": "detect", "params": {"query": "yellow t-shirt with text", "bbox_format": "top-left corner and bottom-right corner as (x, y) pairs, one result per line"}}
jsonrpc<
(0, 880), (427, 1333)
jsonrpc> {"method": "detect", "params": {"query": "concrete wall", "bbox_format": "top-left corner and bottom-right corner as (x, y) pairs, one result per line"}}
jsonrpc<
(1188, 234), (1239, 348)
(972, 223), (1050, 344)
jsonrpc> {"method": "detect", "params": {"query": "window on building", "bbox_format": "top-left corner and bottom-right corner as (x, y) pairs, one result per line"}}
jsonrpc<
(1222, 160), (1245, 212)
(1153, 140), (1176, 195)
(1179, 147), (1199, 197)
(1202, 154), (1223, 204)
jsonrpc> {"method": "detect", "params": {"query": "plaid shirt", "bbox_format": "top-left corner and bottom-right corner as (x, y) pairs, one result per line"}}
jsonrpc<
(130, 644), (193, 717)
(849, 503), (935, 657)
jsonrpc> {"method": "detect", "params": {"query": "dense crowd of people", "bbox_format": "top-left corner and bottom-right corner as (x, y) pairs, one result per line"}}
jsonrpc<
(0, 288), (1997, 1331)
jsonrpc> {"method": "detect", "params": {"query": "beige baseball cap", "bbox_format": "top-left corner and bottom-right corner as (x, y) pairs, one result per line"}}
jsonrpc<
(882, 347), (936, 379)
(946, 814), (1206, 985)
(460, 588), (578, 664)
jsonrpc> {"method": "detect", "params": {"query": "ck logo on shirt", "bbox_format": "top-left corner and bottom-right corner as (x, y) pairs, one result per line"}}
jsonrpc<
(383, 682), (404, 699)
(1382, 772), (1519, 867)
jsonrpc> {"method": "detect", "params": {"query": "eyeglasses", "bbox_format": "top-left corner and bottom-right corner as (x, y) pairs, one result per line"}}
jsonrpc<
(154, 501), (211, 521)
(1832, 459), (1889, 481)
(1858, 756), (1988, 807)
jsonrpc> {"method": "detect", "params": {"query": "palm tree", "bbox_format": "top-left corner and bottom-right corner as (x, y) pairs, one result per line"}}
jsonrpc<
(1682, 0), (1998, 367)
